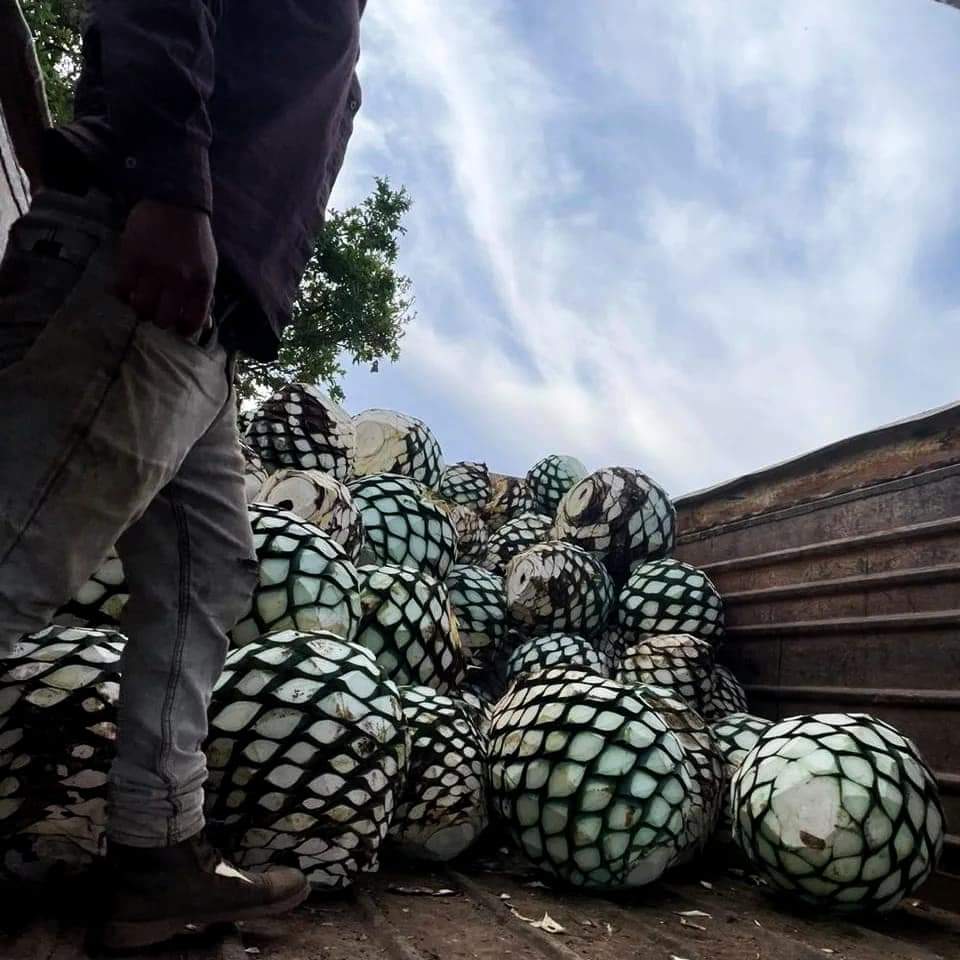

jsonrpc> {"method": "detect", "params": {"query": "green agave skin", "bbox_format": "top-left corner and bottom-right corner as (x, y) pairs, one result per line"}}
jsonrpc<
(438, 461), (492, 512)
(355, 565), (466, 694)
(593, 624), (636, 667)
(0, 625), (124, 880)
(58, 547), (129, 628)
(459, 641), (521, 711)
(246, 383), (356, 479)
(618, 558), (725, 645)
(353, 409), (445, 489)
(390, 685), (489, 861)
(240, 441), (269, 503)
(526, 455), (588, 517)
(348, 474), (458, 579)
(703, 665), (749, 722)
(505, 633), (613, 684)
(616, 633), (715, 716)
(483, 512), (554, 576)
(205, 629), (409, 890)
(632, 684), (724, 862)
(458, 671), (495, 736)
(712, 713), (773, 784)
(436, 500), (489, 566)
(483, 474), (537, 531)
(710, 712), (772, 830)
(731, 713), (945, 913)
(553, 467), (676, 583)
(504, 541), (615, 639)
(232, 504), (362, 648)
(446, 565), (508, 660)
(488, 668), (699, 890)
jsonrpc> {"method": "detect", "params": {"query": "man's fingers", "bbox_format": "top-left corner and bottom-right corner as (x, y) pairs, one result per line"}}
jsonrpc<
(114, 200), (218, 336)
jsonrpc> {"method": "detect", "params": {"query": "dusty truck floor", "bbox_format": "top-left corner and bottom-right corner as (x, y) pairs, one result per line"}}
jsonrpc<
(2, 849), (959, 960)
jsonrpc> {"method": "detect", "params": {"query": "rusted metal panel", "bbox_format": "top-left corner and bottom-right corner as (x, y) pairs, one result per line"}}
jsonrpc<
(680, 402), (960, 534)
(705, 517), (960, 592)
(724, 567), (960, 625)
(682, 464), (960, 566)
(725, 627), (959, 692)
(675, 403), (960, 894)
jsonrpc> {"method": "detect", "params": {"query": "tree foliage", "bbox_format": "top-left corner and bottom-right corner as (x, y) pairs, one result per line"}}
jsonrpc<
(20, 0), (414, 403)
(236, 179), (415, 403)
(20, 0), (84, 125)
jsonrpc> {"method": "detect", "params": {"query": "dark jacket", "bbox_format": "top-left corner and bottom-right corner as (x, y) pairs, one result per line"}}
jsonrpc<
(48, 0), (365, 360)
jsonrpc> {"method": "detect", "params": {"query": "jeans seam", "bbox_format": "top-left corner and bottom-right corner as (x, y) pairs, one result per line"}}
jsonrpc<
(160, 496), (192, 844)
(0, 318), (139, 571)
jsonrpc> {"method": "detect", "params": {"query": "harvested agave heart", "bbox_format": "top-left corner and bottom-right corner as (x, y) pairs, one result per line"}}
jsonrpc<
(553, 466), (676, 582)
(710, 712), (772, 830)
(205, 629), (409, 889)
(632, 684), (723, 862)
(459, 667), (496, 735)
(616, 633), (715, 715)
(0, 625), (124, 880)
(434, 499), (489, 566)
(355, 565), (465, 694)
(437, 461), (492, 512)
(390, 686), (489, 861)
(618, 558), (724, 645)
(231, 504), (362, 647)
(258, 468), (365, 563)
(505, 633), (613, 684)
(488, 668), (703, 889)
(353, 409), (444, 489)
(702, 664), (749, 721)
(526, 455), (587, 516)
(483, 474), (537, 531)
(246, 383), (355, 479)
(504, 541), (614, 639)
(593, 623), (636, 667)
(240, 441), (269, 503)
(58, 547), (128, 628)
(445, 565), (508, 660)
(349, 474), (458, 579)
(731, 713), (945, 912)
(483, 512), (553, 576)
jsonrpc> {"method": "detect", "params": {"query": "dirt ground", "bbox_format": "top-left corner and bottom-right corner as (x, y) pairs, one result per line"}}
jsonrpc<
(2, 845), (958, 960)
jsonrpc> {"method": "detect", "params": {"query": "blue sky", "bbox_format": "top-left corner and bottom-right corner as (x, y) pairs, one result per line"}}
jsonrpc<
(329, 0), (960, 498)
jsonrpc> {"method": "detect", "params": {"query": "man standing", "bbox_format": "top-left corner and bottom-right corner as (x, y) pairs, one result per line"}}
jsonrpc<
(0, 1), (365, 949)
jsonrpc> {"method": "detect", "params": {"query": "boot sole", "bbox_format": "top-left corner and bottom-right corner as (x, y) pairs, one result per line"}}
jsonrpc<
(99, 879), (311, 952)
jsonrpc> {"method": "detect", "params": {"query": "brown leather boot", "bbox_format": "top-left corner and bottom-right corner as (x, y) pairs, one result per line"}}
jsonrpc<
(99, 831), (309, 951)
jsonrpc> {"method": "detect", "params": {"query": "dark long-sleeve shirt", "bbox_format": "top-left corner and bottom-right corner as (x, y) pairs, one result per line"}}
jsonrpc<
(47, 0), (365, 360)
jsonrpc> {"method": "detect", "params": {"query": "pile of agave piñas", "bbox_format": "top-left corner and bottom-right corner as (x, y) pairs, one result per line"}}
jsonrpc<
(0, 384), (944, 913)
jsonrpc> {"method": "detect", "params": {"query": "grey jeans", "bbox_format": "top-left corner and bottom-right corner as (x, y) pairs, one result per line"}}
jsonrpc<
(0, 187), (257, 847)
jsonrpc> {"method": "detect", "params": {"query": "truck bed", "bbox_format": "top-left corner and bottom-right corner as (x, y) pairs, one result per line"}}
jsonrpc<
(3, 847), (959, 960)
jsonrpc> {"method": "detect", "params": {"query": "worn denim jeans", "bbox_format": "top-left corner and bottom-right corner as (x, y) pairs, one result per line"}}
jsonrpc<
(0, 188), (257, 847)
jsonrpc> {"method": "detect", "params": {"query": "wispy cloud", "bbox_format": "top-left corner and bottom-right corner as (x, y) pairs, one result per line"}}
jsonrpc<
(333, 0), (960, 496)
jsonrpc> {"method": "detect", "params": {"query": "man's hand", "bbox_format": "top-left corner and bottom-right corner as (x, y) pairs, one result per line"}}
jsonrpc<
(115, 200), (218, 338)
